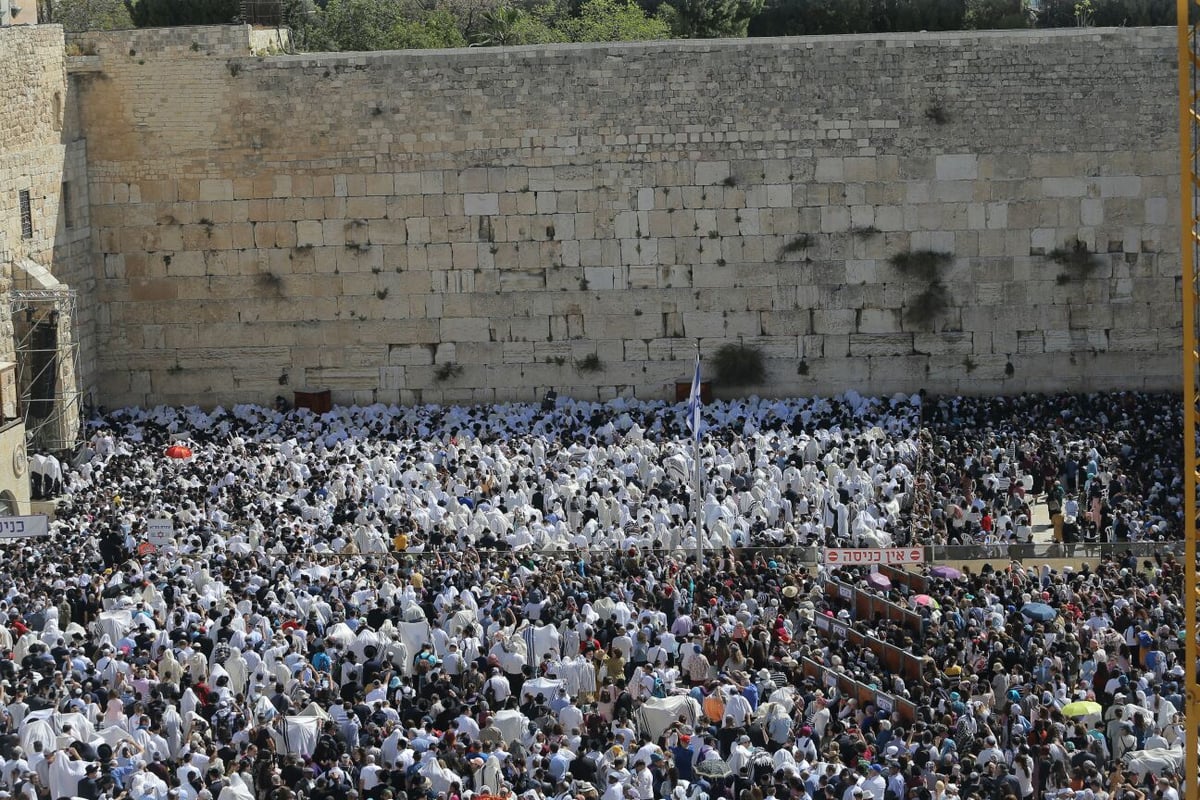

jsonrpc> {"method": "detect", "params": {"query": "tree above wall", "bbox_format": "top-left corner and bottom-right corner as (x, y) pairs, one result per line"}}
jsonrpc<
(125, 0), (241, 26)
(47, 0), (133, 31)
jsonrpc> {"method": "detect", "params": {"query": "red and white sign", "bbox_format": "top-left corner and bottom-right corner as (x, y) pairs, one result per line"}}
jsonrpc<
(823, 547), (923, 566)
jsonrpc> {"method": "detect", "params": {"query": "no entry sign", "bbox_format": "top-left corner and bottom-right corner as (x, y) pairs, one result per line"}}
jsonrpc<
(823, 547), (923, 566)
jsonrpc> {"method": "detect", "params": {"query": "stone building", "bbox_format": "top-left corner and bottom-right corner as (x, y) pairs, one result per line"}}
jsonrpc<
(0, 22), (91, 513)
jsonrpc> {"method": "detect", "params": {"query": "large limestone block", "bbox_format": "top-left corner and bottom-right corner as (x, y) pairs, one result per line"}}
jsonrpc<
(935, 154), (977, 181)
(849, 334), (914, 357)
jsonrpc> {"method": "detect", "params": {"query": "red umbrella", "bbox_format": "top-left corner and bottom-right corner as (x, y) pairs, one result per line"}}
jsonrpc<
(165, 444), (193, 459)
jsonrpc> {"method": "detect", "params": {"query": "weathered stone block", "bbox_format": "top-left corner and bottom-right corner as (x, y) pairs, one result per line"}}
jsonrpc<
(935, 154), (977, 181)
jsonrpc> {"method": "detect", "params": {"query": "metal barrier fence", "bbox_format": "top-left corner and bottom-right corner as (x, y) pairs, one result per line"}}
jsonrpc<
(72, 536), (1182, 568)
(922, 540), (1185, 563)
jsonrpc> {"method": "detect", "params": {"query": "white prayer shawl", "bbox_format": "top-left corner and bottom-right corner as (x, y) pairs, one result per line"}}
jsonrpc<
(396, 621), (432, 676)
(325, 623), (356, 650)
(448, 609), (476, 637)
(158, 650), (185, 686)
(225, 649), (249, 696)
(217, 773), (255, 800)
(161, 706), (185, 759)
(351, 628), (385, 661)
(132, 769), (169, 800)
(250, 695), (277, 726)
(18, 718), (55, 756)
(180, 689), (199, 735)
(520, 623), (560, 664)
(520, 677), (564, 704)
(51, 754), (95, 800)
(490, 710), (530, 748)
(96, 725), (138, 753)
(186, 652), (209, 684)
(271, 716), (319, 757)
(635, 696), (702, 741)
(417, 750), (461, 796)
(12, 633), (40, 666)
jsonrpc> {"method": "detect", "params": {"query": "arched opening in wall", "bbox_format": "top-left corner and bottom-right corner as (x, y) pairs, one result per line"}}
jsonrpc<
(51, 91), (62, 132)
(0, 492), (16, 516)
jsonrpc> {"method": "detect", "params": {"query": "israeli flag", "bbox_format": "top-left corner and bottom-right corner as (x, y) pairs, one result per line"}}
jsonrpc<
(686, 355), (702, 442)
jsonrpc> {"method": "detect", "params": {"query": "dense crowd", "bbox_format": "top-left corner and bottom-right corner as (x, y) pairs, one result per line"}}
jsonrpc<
(0, 390), (1184, 800)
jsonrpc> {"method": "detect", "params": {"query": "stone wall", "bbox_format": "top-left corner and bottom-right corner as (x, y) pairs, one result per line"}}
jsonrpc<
(70, 25), (1181, 408)
(0, 25), (93, 413)
(0, 23), (91, 495)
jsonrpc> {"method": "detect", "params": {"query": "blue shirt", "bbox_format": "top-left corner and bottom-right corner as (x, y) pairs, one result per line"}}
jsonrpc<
(742, 682), (759, 711)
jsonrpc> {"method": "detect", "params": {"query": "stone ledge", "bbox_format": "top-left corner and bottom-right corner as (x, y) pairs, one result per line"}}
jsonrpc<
(66, 55), (102, 74)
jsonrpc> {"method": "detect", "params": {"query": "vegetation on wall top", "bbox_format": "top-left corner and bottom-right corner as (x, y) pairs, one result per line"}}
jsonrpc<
(54, 0), (1179, 45)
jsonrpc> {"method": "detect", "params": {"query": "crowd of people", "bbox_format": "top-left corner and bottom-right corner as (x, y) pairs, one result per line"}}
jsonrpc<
(0, 390), (1184, 800)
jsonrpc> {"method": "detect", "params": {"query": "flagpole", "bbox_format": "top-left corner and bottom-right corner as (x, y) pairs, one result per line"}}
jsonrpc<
(694, 411), (703, 568)
(692, 343), (703, 568)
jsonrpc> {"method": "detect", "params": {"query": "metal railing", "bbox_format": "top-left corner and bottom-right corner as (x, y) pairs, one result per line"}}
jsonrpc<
(922, 540), (1184, 563)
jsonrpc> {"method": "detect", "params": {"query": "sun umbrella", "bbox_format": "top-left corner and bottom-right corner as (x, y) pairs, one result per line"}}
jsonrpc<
(929, 566), (963, 581)
(912, 594), (940, 609)
(866, 572), (892, 590)
(1021, 602), (1057, 622)
(165, 444), (193, 459)
(695, 758), (733, 778)
(1061, 701), (1102, 718)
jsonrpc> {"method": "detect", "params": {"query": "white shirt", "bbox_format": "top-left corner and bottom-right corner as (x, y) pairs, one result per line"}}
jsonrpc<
(360, 762), (382, 790)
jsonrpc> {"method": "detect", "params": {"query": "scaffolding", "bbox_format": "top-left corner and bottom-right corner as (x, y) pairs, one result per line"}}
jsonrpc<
(1176, 4), (1199, 800)
(8, 287), (83, 455)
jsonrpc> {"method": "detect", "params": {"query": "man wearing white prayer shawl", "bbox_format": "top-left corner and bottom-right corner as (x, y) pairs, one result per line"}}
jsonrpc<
(47, 748), (94, 800)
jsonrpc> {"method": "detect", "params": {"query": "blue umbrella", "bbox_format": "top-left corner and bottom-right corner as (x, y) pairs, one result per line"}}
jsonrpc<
(1021, 602), (1057, 622)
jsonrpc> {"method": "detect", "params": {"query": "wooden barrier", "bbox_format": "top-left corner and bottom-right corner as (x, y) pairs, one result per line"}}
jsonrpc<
(797, 653), (917, 724)
(879, 564), (928, 594)
(812, 601), (926, 682)
(824, 579), (925, 639)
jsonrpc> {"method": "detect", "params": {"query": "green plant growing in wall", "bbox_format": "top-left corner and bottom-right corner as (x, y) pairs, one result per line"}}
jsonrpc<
(850, 225), (880, 239)
(889, 249), (952, 282)
(256, 271), (284, 296)
(776, 233), (812, 262)
(575, 353), (604, 373)
(712, 342), (766, 386)
(890, 249), (954, 330)
(925, 99), (949, 125)
(905, 283), (951, 330)
(434, 362), (463, 381)
(1049, 238), (1101, 284)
